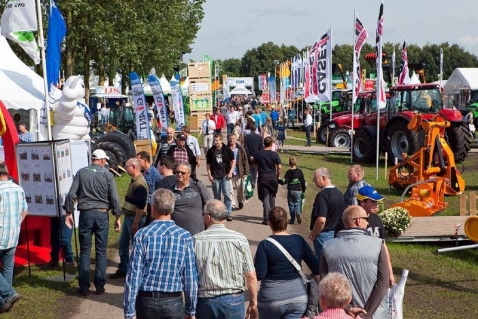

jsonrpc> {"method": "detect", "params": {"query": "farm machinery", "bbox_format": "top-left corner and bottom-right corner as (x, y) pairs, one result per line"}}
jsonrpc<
(352, 83), (473, 164)
(388, 113), (465, 216)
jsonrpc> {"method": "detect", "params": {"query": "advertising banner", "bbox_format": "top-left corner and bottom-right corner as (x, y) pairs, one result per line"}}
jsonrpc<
(148, 74), (168, 134)
(129, 72), (151, 140)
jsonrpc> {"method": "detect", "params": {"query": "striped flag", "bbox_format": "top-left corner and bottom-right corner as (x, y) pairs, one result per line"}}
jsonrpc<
(304, 50), (311, 101)
(398, 40), (410, 85)
(375, 0), (386, 109)
(352, 12), (368, 104)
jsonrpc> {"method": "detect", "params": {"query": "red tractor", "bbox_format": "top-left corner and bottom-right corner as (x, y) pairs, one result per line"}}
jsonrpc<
(352, 83), (472, 163)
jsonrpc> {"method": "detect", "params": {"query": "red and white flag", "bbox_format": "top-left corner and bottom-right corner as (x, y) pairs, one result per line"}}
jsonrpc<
(306, 28), (332, 103)
(304, 49), (311, 101)
(352, 12), (368, 105)
(398, 40), (410, 85)
(375, 0), (386, 109)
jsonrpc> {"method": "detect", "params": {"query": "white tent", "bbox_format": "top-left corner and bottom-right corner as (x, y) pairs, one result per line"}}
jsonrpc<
(0, 33), (47, 140)
(160, 75), (172, 93)
(229, 84), (252, 95)
(444, 68), (478, 94)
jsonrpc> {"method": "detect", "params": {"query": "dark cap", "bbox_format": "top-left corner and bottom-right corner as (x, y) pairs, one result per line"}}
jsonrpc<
(176, 133), (186, 140)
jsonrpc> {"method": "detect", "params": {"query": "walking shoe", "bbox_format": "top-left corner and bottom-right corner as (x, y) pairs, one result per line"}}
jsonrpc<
(1, 294), (21, 312)
(95, 288), (106, 295)
(296, 215), (302, 224)
(288, 220), (295, 225)
(261, 220), (268, 225)
(77, 289), (90, 297)
(238, 203), (244, 210)
(64, 261), (76, 268)
(109, 269), (126, 279)
(227, 216), (233, 221)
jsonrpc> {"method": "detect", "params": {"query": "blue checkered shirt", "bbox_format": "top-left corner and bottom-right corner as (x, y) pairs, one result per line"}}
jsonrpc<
(143, 166), (162, 204)
(0, 180), (28, 249)
(124, 220), (198, 318)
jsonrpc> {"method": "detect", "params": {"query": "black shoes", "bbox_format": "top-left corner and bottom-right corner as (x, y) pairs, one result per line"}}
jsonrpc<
(238, 203), (244, 210)
(261, 220), (268, 225)
(78, 289), (90, 297)
(227, 216), (233, 221)
(109, 269), (126, 279)
(95, 288), (105, 295)
(0, 294), (21, 313)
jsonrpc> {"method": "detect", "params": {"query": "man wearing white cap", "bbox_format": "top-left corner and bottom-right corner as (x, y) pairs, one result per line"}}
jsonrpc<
(65, 149), (122, 296)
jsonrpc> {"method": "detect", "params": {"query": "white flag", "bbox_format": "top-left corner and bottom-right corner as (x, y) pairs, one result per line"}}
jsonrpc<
(2, 31), (40, 64)
(353, 12), (368, 105)
(1, 0), (38, 33)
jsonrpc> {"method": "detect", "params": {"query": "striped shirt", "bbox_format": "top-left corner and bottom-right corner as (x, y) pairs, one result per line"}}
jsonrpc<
(314, 308), (354, 319)
(193, 223), (255, 298)
(124, 220), (198, 318)
(0, 180), (28, 249)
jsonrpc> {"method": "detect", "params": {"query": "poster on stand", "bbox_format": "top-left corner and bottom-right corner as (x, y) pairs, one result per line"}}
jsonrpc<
(16, 140), (73, 217)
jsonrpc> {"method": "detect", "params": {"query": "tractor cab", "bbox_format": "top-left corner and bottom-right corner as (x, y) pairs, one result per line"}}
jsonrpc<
(389, 84), (444, 118)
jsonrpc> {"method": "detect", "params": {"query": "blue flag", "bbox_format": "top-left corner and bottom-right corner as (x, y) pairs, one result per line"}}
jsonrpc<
(46, 0), (66, 87)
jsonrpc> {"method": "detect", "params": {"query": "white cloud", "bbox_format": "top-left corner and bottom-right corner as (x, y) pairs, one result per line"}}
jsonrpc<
(459, 35), (478, 46)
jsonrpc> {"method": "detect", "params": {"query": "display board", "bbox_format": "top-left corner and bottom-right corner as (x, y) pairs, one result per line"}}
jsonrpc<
(16, 140), (73, 217)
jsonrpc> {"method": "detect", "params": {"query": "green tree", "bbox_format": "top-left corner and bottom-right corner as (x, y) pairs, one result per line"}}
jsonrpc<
(221, 58), (242, 77)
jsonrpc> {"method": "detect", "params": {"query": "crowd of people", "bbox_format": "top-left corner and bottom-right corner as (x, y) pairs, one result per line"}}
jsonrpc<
(0, 100), (396, 319)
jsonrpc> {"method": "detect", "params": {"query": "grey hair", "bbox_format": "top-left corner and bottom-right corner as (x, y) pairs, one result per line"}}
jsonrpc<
(204, 199), (228, 221)
(319, 272), (352, 309)
(127, 158), (141, 168)
(151, 189), (175, 215)
(177, 161), (192, 172)
(315, 167), (331, 180)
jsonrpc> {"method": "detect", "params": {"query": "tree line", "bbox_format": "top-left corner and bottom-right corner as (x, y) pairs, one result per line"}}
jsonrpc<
(220, 41), (478, 84)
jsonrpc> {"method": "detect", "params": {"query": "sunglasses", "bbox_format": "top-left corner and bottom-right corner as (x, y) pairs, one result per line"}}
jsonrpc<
(175, 171), (188, 175)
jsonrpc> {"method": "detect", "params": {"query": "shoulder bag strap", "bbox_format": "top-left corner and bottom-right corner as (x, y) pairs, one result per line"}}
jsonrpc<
(266, 237), (309, 284)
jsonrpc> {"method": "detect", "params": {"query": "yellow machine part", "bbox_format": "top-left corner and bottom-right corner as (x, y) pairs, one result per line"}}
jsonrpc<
(464, 216), (478, 243)
(391, 181), (448, 217)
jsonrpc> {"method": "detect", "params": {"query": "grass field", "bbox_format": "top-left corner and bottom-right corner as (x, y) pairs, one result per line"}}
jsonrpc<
(4, 144), (478, 319)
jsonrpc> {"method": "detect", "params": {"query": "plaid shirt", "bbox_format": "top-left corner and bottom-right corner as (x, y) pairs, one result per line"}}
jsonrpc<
(143, 166), (162, 204)
(173, 147), (189, 164)
(0, 180), (28, 249)
(124, 220), (198, 318)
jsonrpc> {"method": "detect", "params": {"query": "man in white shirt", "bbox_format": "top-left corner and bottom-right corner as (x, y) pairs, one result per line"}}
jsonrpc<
(198, 112), (216, 155)
(226, 105), (239, 138)
(182, 125), (201, 174)
(304, 108), (313, 147)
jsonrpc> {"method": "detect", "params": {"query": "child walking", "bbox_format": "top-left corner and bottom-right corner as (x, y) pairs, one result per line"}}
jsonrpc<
(276, 120), (286, 152)
(279, 157), (306, 224)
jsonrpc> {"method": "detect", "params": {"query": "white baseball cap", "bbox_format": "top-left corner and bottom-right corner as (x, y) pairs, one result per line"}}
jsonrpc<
(92, 149), (109, 160)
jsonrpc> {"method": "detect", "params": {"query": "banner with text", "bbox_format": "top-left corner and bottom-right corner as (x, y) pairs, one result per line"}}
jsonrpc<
(148, 74), (168, 134)
(129, 72), (151, 140)
(170, 80), (185, 130)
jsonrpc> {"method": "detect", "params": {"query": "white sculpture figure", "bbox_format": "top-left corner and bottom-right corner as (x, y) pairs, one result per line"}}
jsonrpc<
(51, 75), (90, 140)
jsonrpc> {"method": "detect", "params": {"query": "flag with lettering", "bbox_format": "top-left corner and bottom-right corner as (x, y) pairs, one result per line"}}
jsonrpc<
(1, 0), (40, 64)
(148, 74), (168, 135)
(352, 12), (368, 104)
(307, 28), (332, 103)
(375, 0), (386, 109)
(129, 72), (151, 140)
(398, 40), (410, 85)
(170, 79), (185, 130)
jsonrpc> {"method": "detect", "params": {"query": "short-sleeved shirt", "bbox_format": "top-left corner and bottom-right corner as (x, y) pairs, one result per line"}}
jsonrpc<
(0, 180), (28, 249)
(310, 186), (346, 233)
(253, 150), (281, 175)
(206, 144), (234, 179)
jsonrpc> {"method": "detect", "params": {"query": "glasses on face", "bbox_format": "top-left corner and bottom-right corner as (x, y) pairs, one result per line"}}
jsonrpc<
(354, 216), (369, 222)
(175, 171), (188, 176)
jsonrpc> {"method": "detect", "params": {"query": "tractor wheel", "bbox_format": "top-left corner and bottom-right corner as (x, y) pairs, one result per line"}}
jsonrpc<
(328, 129), (351, 148)
(317, 125), (328, 144)
(385, 119), (419, 162)
(95, 131), (136, 159)
(102, 150), (118, 171)
(95, 141), (127, 167)
(446, 122), (473, 163)
(352, 129), (376, 162)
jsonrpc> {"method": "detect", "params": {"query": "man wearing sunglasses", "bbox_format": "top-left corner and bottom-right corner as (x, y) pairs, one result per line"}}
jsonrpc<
(320, 206), (390, 319)
(170, 162), (211, 235)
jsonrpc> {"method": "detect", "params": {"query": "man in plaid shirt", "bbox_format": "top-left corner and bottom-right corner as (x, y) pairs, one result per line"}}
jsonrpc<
(0, 162), (27, 313)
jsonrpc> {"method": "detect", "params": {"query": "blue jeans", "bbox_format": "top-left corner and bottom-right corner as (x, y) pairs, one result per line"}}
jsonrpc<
(0, 247), (17, 307)
(288, 190), (302, 223)
(248, 161), (257, 187)
(135, 295), (184, 319)
(258, 302), (307, 319)
(305, 125), (312, 145)
(118, 214), (146, 274)
(50, 215), (74, 262)
(227, 123), (235, 137)
(78, 210), (109, 291)
(313, 230), (335, 262)
(197, 293), (244, 319)
(212, 177), (233, 216)
(262, 193), (275, 221)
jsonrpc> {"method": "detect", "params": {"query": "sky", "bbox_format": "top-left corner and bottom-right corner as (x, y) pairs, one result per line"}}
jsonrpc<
(184, 0), (478, 62)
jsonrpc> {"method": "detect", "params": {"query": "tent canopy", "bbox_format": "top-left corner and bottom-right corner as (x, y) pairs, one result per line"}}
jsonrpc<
(444, 68), (478, 94)
(229, 85), (252, 95)
(0, 34), (45, 111)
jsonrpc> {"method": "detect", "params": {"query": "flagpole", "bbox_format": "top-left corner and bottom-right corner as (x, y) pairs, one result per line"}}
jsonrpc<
(351, 11), (355, 163)
(36, 0), (52, 140)
(330, 27), (333, 123)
